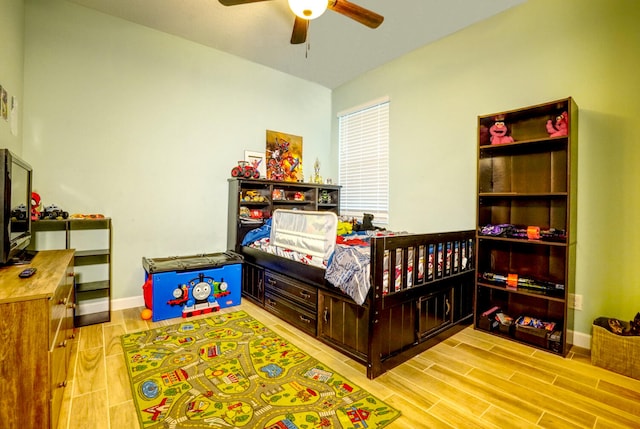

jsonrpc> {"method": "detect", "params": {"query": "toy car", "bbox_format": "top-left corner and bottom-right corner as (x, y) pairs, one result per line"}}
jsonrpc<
(40, 204), (69, 220)
(242, 190), (265, 202)
(231, 161), (260, 179)
(11, 204), (29, 220)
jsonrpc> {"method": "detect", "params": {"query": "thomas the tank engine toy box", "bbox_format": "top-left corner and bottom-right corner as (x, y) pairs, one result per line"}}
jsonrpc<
(142, 251), (242, 322)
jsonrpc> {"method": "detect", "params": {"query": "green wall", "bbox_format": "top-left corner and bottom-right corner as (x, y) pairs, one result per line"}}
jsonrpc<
(0, 0), (24, 152)
(23, 0), (332, 301)
(332, 0), (640, 340)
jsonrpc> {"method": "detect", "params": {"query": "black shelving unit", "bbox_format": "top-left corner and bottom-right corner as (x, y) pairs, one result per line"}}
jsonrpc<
(30, 218), (112, 326)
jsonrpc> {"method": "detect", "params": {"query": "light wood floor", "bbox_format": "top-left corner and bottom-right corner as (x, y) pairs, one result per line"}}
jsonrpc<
(57, 301), (640, 429)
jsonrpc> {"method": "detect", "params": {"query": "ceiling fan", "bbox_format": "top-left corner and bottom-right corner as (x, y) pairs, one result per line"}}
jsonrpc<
(218, 0), (384, 44)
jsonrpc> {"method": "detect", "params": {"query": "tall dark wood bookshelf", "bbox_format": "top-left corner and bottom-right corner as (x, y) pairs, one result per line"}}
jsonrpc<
(474, 97), (578, 356)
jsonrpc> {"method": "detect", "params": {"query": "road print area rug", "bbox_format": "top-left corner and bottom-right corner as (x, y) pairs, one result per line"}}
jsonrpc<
(121, 310), (400, 428)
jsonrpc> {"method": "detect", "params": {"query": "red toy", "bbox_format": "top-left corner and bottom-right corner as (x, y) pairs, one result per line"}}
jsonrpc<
(231, 160), (260, 179)
(546, 111), (568, 137)
(30, 192), (42, 221)
(490, 116), (514, 145)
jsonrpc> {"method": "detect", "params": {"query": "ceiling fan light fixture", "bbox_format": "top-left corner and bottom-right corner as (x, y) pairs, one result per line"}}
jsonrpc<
(288, 0), (328, 20)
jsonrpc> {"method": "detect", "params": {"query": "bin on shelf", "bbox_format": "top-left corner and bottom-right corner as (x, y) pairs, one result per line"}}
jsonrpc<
(142, 251), (243, 322)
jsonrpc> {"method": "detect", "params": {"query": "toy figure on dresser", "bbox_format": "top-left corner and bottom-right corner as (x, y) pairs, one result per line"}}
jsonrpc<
(490, 116), (515, 145)
(546, 111), (568, 137)
(40, 204), (69, 220)
(31, 192), (42, 220)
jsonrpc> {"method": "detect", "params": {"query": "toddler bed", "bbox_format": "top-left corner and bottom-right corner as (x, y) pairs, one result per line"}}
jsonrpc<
(240, 209), (476, 379)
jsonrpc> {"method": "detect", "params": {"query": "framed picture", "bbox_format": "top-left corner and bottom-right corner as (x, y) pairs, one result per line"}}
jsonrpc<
(265, 130), (302, 182)
(244, 150), (266, 178)
(0, 86), (7, 121)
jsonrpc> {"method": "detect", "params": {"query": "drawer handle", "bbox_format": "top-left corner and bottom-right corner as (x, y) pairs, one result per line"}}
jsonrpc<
(58, 340), (68, 348)
(445, 298), (451, 317)
(299, 315), (311, 324)
(266, 298), (277, 307)
(267, 278), (277, 285)
(323, 307), (329, 323)
(300, 291), (311, 300)
(258, 278), (263, 292)
(58, 380), (68, 388)
(59, 297), (68, 305)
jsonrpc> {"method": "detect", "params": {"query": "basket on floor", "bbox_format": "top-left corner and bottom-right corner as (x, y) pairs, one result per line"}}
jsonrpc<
(591, 324), (640, 380)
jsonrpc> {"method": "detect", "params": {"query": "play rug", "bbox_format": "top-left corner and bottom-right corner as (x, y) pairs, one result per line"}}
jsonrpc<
(121, 310), (401, 428)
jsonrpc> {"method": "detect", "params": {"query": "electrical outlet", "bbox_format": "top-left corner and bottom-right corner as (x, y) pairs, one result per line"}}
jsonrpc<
(574, 294), (583, 310)
(569, 293), (583, 310)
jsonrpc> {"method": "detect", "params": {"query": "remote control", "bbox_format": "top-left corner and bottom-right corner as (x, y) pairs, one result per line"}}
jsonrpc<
(19, 267), (37, 278)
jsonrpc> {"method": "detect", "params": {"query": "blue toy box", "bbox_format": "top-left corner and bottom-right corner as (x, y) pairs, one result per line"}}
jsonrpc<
(142, 251), (243, 322)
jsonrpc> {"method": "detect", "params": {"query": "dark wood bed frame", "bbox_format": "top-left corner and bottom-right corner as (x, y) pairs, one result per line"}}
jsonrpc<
(239, 229), (476, 379)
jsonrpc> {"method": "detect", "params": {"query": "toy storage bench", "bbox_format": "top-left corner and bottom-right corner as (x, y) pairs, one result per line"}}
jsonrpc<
(142, 252), (243, 322)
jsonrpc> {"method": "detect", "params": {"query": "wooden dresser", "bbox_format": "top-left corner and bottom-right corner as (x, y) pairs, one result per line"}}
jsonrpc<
(0, 250), (75, 429)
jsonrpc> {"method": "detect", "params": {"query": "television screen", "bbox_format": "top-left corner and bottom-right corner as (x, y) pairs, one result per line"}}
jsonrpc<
(10, 160), (30, 237)
(1, 149), (33, 265)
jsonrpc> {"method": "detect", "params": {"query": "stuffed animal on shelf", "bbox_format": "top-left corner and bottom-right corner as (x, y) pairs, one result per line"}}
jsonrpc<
(546, 111), (568, 137)
(489, 117), (514, 145)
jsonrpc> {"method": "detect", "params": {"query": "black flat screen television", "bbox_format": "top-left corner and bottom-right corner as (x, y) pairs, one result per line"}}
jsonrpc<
(0, 149), (33, 265)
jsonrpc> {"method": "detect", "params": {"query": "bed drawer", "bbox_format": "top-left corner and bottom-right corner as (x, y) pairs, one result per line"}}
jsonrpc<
(264, 271), (317, 310)
(265, 291), (317, 336)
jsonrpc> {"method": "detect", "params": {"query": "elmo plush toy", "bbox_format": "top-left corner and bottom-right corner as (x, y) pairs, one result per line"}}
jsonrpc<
(546, 111), (568, 137)
(489, 116), (514, 145)
(31, 192), (42, 220)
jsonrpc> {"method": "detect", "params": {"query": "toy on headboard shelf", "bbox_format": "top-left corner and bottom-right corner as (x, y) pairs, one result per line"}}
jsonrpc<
(490, 116), (515, 145)
(312, 158), (323, 184)
(546, 111), (568, 137)
(231, 160), (260, 179)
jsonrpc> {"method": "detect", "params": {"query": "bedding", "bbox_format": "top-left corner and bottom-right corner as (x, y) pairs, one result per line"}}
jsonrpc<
(325, 241), (371, 305)
(246, 237), (327, 268)
(247, 232), (376, 304)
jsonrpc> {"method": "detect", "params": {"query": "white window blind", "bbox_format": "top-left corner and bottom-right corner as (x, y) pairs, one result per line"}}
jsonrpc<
(338, 98), (389, 225)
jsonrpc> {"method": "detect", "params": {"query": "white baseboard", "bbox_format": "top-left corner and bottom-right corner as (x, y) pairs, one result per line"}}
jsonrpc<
(111, 295), (145, 311)
(570, 329), (592, 350)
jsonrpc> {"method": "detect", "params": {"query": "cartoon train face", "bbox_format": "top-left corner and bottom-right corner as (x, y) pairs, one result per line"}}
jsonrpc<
(167, 272), (230, 318)
(192, 281), (211, 301)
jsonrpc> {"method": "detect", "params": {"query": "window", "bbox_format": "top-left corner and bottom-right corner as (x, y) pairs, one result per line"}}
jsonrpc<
(338, 97), (389, 225)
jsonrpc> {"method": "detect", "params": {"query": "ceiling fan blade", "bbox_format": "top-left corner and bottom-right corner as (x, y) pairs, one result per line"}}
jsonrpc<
(218, 0), (271, 6)
(290, 16), (308, 44)
(328, 0), (384, 28)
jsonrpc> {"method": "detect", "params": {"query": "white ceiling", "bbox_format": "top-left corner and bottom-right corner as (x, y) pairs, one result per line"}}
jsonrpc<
(67, 0), (526, 89)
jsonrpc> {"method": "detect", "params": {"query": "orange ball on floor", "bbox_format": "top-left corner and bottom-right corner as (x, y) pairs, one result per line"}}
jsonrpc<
(141, 308), (152, 320)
